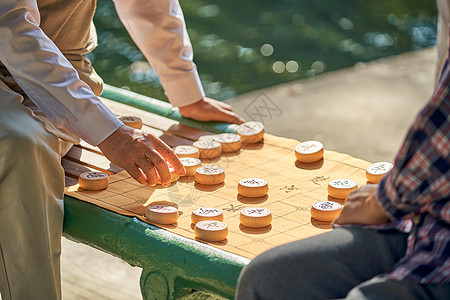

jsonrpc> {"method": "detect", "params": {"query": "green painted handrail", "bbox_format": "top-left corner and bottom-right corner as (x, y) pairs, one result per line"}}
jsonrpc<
(101, 84), (238, 134)
(63, 196), (249, 299)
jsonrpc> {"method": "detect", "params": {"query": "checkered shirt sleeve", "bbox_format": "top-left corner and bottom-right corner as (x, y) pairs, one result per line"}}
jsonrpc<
(377, 51), (450, 284)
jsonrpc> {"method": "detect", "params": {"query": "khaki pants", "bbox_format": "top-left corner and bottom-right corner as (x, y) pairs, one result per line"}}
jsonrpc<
(0, 81), (69, 300)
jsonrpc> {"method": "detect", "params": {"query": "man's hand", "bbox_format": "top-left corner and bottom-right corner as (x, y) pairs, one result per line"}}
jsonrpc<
(179, 97), (245, 124)
(333, 184), (390, 226)
(98, 125), (185, 187)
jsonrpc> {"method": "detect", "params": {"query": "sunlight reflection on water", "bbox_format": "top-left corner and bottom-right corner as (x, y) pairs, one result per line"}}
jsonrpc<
(92, 0), (437, 101)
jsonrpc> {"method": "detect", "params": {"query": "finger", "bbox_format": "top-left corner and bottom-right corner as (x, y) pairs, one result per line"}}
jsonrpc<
(345, 190), (364, 203)
(136, 158), (159, 186)
(214, 106), (245, 124)
(333, 205), (356, 225)
(150, 137), (186, 176)
(163, 148), (186, 176)
(346, 184), (378, 204)
(333, 210), (348, 225)
(209, 98), (233, 111)
(146, 150), (171, 186)
(334, 195), (388, 226)
(230, 113), (245, 124)
(124, 164), (148, 185)
(218, 102), (233, 111)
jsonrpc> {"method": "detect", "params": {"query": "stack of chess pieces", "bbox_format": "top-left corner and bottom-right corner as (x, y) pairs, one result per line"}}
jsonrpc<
(78, 117), (393, 242)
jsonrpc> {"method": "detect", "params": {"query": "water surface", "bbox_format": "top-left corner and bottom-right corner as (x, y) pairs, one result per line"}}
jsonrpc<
(91, 0), (437, 101)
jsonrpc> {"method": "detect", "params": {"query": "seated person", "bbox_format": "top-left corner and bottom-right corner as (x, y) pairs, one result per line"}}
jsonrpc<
(235, 25), (449, 300)
(0, 0), (243, 299)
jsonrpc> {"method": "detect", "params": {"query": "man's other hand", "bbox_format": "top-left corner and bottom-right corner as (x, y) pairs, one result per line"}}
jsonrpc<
(179, 97), (245, 124)
(98, 126), (185, 186)
(333, 184), (390, 226)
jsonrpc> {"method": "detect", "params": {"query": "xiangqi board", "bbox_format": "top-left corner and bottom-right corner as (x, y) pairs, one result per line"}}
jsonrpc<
(65, 134), (372, 259)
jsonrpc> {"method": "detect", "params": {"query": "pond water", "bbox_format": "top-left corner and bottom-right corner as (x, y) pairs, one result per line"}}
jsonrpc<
(90, 0), (437, 101)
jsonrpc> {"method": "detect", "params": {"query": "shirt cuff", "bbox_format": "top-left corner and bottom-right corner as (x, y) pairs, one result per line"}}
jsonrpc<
(161, 70), (205, 107)
(74, 103), (124, 146)
(377, 173), (409, 221)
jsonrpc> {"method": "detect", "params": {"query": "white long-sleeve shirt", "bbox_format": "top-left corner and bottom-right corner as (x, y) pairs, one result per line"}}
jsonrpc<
(113, 0), (205, 107)
(0, 0), (205, 146)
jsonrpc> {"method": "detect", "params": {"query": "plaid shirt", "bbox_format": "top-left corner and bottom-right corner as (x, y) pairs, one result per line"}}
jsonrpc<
(376, 51), (450, 284)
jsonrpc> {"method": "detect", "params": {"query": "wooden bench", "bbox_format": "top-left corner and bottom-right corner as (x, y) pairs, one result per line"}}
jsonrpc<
(62, 85), (249, 299)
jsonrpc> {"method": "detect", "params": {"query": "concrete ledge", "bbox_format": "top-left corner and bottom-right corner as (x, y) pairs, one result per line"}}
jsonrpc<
(227, 47), (437, 163)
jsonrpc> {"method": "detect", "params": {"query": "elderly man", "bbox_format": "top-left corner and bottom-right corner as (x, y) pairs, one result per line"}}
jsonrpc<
(0, 0), (243, 299)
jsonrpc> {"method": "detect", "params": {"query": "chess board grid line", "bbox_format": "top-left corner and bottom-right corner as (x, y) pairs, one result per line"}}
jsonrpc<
(65, 132), (372, 259)
(68, 190), (139, 216)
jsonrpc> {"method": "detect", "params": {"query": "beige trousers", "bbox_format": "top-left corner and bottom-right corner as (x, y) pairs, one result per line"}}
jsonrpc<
(0, 81), (69, 300)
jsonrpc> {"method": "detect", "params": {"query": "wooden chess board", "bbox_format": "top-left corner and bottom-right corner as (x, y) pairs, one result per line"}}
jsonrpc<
(63, 98), (372, 259)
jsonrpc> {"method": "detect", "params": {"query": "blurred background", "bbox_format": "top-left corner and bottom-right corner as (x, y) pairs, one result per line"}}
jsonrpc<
(61, 1), (439, 299)
(90, 0), (436, 101)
